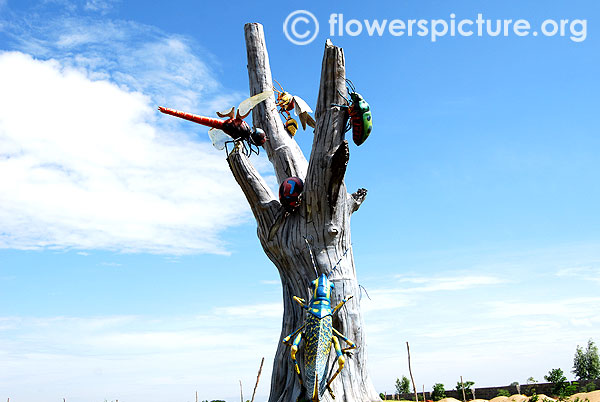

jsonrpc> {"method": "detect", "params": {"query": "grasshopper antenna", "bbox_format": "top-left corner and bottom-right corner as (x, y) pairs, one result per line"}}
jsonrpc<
(303, 235), (319, 277)
(359, 284), (371, 301)
(328, 246), (351, 277)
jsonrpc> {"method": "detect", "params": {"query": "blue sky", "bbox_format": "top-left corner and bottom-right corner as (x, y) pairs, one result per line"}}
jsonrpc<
(1, 1), (599, 402)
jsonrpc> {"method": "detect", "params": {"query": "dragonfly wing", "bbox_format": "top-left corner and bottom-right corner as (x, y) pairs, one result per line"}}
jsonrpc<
(293, 96), (316, 130)
(237, 90), (274, 118)
(208, 128), (234, 150)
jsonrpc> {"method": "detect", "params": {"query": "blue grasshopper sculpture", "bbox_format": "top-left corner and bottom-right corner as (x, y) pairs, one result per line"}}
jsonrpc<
(282, 246), (356, 401)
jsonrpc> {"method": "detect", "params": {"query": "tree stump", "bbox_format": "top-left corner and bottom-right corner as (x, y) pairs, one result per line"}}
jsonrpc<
(226, 22), (379, 402)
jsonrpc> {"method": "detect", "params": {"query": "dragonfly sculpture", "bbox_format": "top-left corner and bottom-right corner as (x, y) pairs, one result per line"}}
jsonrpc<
(158, 90), (273, 156)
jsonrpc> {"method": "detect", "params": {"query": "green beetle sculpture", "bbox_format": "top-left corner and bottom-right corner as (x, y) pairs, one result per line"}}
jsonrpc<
(333, 79), (372, 146)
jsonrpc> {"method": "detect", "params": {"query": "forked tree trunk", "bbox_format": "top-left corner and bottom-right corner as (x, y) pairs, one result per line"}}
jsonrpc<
(227, 23), (379, 402)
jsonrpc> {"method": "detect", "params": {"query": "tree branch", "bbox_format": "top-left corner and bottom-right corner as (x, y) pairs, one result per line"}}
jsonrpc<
(304, 39), (348, 225)
(349, 188), (367, 213)
(244, 23), (308, 184)
(227, 149), (279, 234)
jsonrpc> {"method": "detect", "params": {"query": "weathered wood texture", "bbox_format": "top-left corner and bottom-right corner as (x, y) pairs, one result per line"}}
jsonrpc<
(226, 23), (378, 402)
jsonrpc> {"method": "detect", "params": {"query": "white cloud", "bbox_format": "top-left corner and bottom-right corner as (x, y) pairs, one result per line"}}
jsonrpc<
(0, 314), (278, 402)
(215, 302), (283, 319)
(487, 297), (600, 321)
(360, 288), (413, 313)
(260, 279), (280, 285)
(0, 51), (255, 254)
(84, 0), (118, 13)
(3, 14), (243, 114)
(0, 7), (278, 255)
(382, 274), (506, 294)
(556, 265), (600, 282)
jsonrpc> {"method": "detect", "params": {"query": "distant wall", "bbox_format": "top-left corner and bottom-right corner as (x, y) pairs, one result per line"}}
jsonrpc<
(382, 379), (600, 401)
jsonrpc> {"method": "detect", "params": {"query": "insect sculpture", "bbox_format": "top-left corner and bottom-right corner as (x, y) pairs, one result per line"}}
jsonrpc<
(279, 177), (304, 212)
(273, 80), (316, 137)
(282, 241), (356, 402)
(158, 90), (273, 156)
(333, 79), (372, 146)
(268, 177), (305, 241)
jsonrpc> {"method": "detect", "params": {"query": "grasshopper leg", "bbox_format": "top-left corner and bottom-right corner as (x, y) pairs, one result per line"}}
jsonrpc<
(325, 335), (345, 396)
(290, 332), (303, 386)
(332, 295), (353, 315)
(283, 325), (305, 386)
(293, 296), (307, 309)
(283, 324), (305, 345)
(332, 327), (356, 353)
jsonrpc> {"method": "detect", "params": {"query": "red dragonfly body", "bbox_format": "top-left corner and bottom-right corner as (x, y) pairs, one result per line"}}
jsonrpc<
(158, 106), (253, 141)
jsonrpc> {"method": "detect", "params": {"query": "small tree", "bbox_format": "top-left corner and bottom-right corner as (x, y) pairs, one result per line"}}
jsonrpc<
(456, 380), (475, 399)
(573, 339), (600, 381)
(431, 384), (446, 401)
(526, 377), (538, 395)
(396, 376), (411, 395)
(544, 368), (568, 396)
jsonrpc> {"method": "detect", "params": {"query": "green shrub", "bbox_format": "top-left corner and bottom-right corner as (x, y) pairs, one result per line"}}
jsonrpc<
(456, 380), (474, 396)
(545, 368), (568, 396)
(497, 389), (511, 397)
(431, 383), (446, 401)
(561, 382), (578, 399)
(379, 392), (386, 400)
(396, 376), (411, 394)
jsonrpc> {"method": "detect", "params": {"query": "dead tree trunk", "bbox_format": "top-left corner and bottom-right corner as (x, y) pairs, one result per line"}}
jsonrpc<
(227, 23), (379, 402)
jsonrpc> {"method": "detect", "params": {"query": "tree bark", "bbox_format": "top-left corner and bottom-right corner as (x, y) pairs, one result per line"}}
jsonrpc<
(227, 23), (379, 402)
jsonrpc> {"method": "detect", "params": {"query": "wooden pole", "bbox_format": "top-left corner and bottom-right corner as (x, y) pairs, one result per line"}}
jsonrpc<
(251, 357), (264, 402)
(240, 379), (244, 402)
(406, 342), (418, 402)
(460, 376), (466, 402)
(423, 384), (426, 402)
(196, 391), (198, 402)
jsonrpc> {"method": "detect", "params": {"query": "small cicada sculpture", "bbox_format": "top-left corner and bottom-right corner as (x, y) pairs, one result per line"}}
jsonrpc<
(283, 273), (356, 401)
